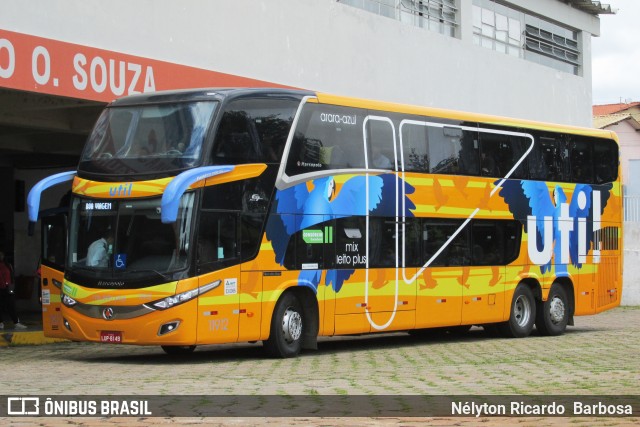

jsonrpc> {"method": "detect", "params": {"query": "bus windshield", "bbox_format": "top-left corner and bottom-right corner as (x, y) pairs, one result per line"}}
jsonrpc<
(80, 101), (217, 174)
(67, 193), (195, 282)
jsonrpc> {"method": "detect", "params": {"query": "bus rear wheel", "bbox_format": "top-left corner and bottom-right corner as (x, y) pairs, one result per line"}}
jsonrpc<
(161, 345), (196, 355)
(535, 283), (569, 336)
(264, 292), (304, 358)
(498, 284), (536, 338)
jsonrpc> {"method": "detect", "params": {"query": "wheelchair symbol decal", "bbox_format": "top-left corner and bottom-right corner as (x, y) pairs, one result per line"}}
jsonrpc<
(114, 253), (127, 269)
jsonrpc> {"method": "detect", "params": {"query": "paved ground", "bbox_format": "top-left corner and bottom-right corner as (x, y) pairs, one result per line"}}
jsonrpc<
(1, 306), (639, 425)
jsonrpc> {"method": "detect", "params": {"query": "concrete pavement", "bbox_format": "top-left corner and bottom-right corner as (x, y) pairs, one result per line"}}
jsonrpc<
(1, 306), (639, 425)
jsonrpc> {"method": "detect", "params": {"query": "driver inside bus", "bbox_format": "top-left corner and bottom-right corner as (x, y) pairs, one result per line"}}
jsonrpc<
(87, 230), (114, 268)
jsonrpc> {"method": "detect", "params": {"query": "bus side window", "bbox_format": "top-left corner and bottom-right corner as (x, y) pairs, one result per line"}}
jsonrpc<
(422, 220), (469, 267)
(537, 137), (561, 181)
(428, 127), (460, 174)
(283, 216), (332, 270)
(296, 216), (326, 270)
(477, 131), (529, 179)
(253, 99), (298, 163)
(368, 217), (396, 268)
(214, 110), (259, 162)
(42, 214), (67, 270)
(509, 135), (530, 179)
(285, 104), (367, 175)
(403, 218), (422, 267)
(470, 220), (522, 266)
(471, 221), (503, 265)
(569, 139), (593, 183)
(457, 128), (480, 175)
(213, 98), (299, 164)
(366, 118), (395, 170)
(335, 217), (367, 269)
(240, 214), (265, 262)
(479, 133), (504, 177)
(401, 123), (429, 172)
(503, 221), (522, 264)
(197, 211), (239, 273)
(527, 138), (545, 180)
(593, 138), (618, 184)
(428, 126), (479, 176)
(299, 138), (323, 166)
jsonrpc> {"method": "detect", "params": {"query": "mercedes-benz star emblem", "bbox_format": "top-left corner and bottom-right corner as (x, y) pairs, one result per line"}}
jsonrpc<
(102, 307), (114, 320)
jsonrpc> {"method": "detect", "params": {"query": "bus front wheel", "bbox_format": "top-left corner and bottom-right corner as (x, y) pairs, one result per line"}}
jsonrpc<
(535, 283), (569, 336)
(498, 284), (536, 338)
(264, 292), (304, 358)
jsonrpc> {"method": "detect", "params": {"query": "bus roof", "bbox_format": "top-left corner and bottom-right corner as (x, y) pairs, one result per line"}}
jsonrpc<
(315, 92), (617, 141)
(108, 88), (615, 142)
(108, 88), (313, 107)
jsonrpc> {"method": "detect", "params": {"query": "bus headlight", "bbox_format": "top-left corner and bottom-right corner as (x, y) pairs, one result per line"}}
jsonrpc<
(144, 280), (221, 311)
(61, 293), (78, 308)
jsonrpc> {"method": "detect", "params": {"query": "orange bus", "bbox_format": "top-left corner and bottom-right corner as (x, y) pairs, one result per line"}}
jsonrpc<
(28, 88), (622, 357)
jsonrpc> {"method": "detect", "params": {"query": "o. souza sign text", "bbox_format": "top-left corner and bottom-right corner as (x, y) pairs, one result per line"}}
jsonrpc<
(0, 28), (285, 102)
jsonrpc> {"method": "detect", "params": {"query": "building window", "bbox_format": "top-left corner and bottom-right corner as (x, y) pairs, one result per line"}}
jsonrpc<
(472, 2), (523, 58)
(524, 24), (580, 75)
(472, 0), (581, 75)
(340, 0), (458, 37)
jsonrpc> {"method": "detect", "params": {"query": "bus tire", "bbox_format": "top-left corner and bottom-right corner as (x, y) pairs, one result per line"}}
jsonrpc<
(264, 292), (304, 358)
(498, 284), (536, 338)
(535, 283), (569, 336)
(161, 345), (196, 355)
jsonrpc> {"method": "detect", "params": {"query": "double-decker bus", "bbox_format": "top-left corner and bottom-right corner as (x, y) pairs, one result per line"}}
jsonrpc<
(28, 88), (622, 357)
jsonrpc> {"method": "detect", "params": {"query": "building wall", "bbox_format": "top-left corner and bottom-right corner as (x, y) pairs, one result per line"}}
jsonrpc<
(610, 120), (640, 190)
(0, 0), (599, 126)
(623, 224), (640, 305)
(602, 119), (640, 305)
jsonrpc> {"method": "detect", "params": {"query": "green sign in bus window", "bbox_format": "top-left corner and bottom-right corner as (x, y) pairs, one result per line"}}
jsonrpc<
(302, 226), (333, 244)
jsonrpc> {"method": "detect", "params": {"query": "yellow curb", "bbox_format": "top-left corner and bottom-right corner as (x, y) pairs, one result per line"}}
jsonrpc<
(8, 331), (69, 346)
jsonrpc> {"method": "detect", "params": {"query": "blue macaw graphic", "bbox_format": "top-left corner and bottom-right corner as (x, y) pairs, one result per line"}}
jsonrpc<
(265, 174), (416, 292)
(498, 180), (612, 273)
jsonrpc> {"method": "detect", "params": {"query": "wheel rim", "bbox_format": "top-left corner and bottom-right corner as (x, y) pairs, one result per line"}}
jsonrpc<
(282, 307), (302, 344)
(548, 296), (566, 325)
(513, 294), (532, 327)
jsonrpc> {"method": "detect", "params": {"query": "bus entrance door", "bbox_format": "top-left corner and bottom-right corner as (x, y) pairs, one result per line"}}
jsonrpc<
(40, 210), (67, 338)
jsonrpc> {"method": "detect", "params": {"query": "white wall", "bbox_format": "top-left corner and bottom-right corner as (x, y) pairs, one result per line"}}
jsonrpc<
(607, 119), (640, 187)
(611, 119), (640, 306)
(0, 0), (597, 126)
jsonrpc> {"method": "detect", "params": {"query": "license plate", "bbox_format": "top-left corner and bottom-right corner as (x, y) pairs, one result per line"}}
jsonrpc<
(100, 331), (122, 343)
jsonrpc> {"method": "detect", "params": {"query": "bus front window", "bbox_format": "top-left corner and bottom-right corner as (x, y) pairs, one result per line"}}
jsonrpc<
(68, 193), (195, 283)
(117, 194), (194, 274)
(80, 101), (217, 174)
(68, 199), (117, 271)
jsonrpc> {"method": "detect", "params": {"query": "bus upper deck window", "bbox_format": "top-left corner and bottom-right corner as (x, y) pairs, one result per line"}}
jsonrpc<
(593, 138), (618, 184)
(286, 104), (367, 176)
(213, 98), (298, 165)
(569, 140), (593, 183)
